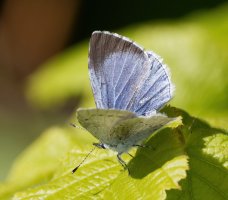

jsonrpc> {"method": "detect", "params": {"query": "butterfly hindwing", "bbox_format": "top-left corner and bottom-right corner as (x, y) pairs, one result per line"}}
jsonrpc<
(109, 114), (175, 148)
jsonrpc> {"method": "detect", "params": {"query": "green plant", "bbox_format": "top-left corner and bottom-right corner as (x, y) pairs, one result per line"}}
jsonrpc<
(1, 3), (228, 200)
(0, 107), (227, 199)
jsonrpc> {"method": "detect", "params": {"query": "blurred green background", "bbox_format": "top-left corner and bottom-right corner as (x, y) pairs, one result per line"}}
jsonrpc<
(0, 0), (227, 180)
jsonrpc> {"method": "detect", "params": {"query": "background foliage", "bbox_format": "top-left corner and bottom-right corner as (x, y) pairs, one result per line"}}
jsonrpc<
(0, 3), (227, 200)
(26, 4), (228, 128)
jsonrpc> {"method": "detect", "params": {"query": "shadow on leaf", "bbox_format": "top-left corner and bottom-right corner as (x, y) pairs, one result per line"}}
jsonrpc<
(127, 106), (227, 179)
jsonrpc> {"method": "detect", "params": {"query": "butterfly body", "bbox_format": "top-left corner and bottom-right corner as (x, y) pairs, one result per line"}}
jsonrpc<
(76, 31), (176, 169)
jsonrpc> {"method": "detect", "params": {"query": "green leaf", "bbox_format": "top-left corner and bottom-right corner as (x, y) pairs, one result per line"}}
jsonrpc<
(103, 156), (188, 200)
(1, 107), (226, 199)
(165, 108), (228, 200)
(202, 134), (228, 168)
(2, 5), (228, 199)
(0, 126), (94, 199)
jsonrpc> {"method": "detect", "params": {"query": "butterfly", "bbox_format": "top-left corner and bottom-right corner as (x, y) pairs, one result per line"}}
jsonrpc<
(73, 31), (176, 172)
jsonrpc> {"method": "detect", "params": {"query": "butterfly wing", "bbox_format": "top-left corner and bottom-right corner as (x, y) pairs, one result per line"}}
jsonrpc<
(109, 114), (175, 149)
(76, 108), (136, 144)
(89, 31), (174, 116)
(89, 31), (148, 110)
(132, 51), (174, 116)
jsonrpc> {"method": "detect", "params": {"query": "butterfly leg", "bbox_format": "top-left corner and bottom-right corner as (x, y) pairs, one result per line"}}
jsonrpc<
(133, 144), (155, 150)
(127, 152), (134, 158)
(117, 153), (130, 174)
(133, 144), (146, 148)
(117, 153), (127, 168)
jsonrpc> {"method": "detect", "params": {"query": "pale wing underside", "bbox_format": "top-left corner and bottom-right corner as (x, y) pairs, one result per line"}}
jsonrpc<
(89, 31), (174, 116)
(89, 31), (147, 110)
(110, 114), (175, 146)
(76, 108), (136, 144)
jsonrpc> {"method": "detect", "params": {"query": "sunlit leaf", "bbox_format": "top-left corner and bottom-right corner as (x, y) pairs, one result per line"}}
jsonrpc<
(0, 107), (226, 200)
(165, 108), (228, 200)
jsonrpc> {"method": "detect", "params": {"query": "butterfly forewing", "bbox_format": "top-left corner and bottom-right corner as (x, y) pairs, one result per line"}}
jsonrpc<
(89, 31), (148, 111)
(76, 108), (136, 144)
(89, 31), (174, 116)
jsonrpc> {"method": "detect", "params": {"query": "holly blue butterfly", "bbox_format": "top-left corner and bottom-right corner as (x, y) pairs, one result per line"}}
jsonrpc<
(73, 31), (176, 172)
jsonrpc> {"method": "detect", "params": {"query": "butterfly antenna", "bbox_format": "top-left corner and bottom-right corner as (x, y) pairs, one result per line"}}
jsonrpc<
(72, 146), (96, 174)
(70, 122), (86, 131)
